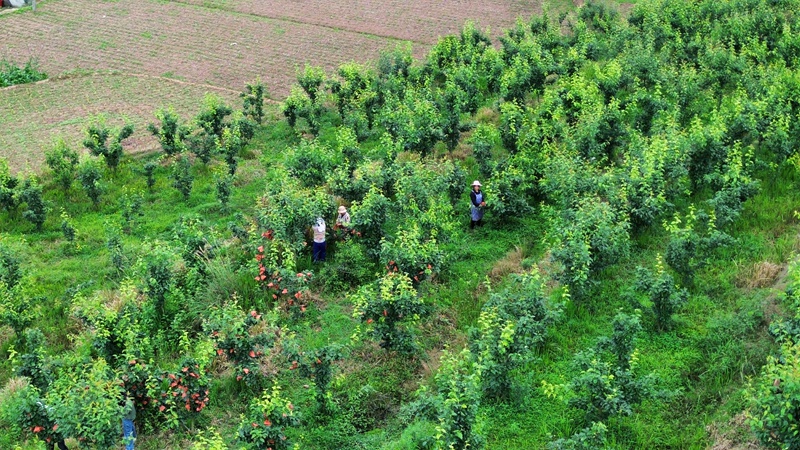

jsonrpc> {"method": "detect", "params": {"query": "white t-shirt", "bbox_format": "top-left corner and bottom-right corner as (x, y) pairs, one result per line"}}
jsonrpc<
(312, 220), (326, 243)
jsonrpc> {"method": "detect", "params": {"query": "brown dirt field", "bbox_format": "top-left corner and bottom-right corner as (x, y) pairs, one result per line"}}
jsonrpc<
(0, 72), (240, 172)
(0, 0), (548, 172)
(171, 0), (543, 45)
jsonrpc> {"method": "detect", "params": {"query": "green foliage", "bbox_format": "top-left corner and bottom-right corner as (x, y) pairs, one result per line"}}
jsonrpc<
(284, 139), (339, 188)
(196, 94), (233, 139)
(19, 176), (49, 231)
(0, 280), (33, 337)
(470, 273), (561, 399)
(470, 124), (499, 180)
(141, 160), (158, 191)
(663, 207), (733, 286)
(547, 422), (608, 450)
(351, 271), (428, 354)
(119, 189), (144, 234)
(284, 342), (343, 414)
(153, 357), (211, 426)
(83, 115), (134, 171)
(433, 348), (484, 450)
(0, 58), (47, 87)
(0, 378), (67, 446)
(0, 158), (19, 212)
(380, 222), (443, 285)
(380, 87), (444, 156)
(214, 170), (234, 208)
(751, 260), (800, 449)
(60, 209), (77, 246)
(318, 239), (375, 292)
(563, 312), (657, 423)
(171, 154), (194, 201)
(45, 138), (79, 194)
(218, 114), (250, 175)
(206, 301), (276, 389)
(256, 169), (333, 255)
(148, 108), (191, 157)
(14, 328), (51, 392)
(350, 184), (390, 251)
(550, 196), (630, 297)
(633, 258), (688, 331)
(0, 244), (21, 289)
(242, 78), (267, 124)
(77, 158), (104, 207)
(48, 358), (123, 448)
(237, 384), (299, 450)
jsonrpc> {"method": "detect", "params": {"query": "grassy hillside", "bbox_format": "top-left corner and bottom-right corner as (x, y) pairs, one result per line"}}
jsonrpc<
(1, 0), (800, 449)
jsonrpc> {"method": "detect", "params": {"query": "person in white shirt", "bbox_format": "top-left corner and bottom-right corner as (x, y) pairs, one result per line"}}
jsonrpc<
(311, 217), (326, 262)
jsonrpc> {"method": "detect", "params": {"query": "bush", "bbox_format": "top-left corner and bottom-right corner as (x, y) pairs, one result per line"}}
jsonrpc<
(119, 189), (144, 234)
(749, 341), (800, 449)
(633, 259), (688, 331)
(83, 115), (134, 172)
(19, 176), (48, 231)
(0, 158), (19, 212)
(206, 302), (277, 389)
(319, 239), (375, 292)
(379, 223), (443, 285)
(78, 158), (104, 207)
(470, 273), (562, 399)
(284, 342), (343, 414)
(0, 58), (47, 87)
(148, 108), (191, 157)
(0, 244), (21, 289)
(171, 154), (194, 201)
(47, 358), (123, 448)
(547, 422), (609, 450)
(285, 140), (339, 188)
(237, 384), (299, 450)
(242, 78), (267, 124)
(45, 139), (79, 194)
(433, 348), (484, 450)
(563, 312), (657, 423)
(351, 271), (428, 354)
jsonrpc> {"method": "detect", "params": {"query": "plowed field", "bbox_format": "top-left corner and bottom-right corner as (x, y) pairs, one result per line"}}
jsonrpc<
(0, 73), (240, 172)
(0, 0), (544, 171)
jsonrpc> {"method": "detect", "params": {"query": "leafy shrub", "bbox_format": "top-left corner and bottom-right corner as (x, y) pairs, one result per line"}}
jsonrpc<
(633, 259), (688, 331)
(83, 115), (134, 171)
(0, 378), (68, 448)
(550, 196), (630, 297)
(663, 207), (734, 286)
(380, 223), (443, 285)
(214, 170), (235, 208)
(351, 271), (428, 354)
(242, 78), (267, 124)
(750, 260), (800, 448)
(237, 384), (299, 450)
(349, 185), (390, 251)
(380, 87), (444, 156)
(562, 312), (657, 422)
(285, 140), (339, 188)
(470, 273), (562, 399)
(19, 176), (48, 231)
(119, 189), (144, 234)
(0, 281), (33, 337)
(0, 58), (47, 87)
(78, 158), (104, 207)
(59, 210), (77, 249)
(14, 328), (51, 392)
(141, 160), (158, 191)
(47, 358), (123, 448)
(153, 357), (211, 427)
(470, 124), (500, 180)
(171, 154), (194, 201)
(547, 422), (609, 450)
(206, 302), (277, 389)
(319, 239), (375, 292)
(284, 342), (343, 414)
(0, 158), (19, 212)
(45, 139), (79, 194)
(196, 94), (232, 139)
(148, 108), (191, 157)
(433, 348), (484, 450)
(0, 244), (21, 289)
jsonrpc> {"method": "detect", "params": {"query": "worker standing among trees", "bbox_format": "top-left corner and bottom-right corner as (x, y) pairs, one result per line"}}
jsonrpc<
(469, 180), (486, 229)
